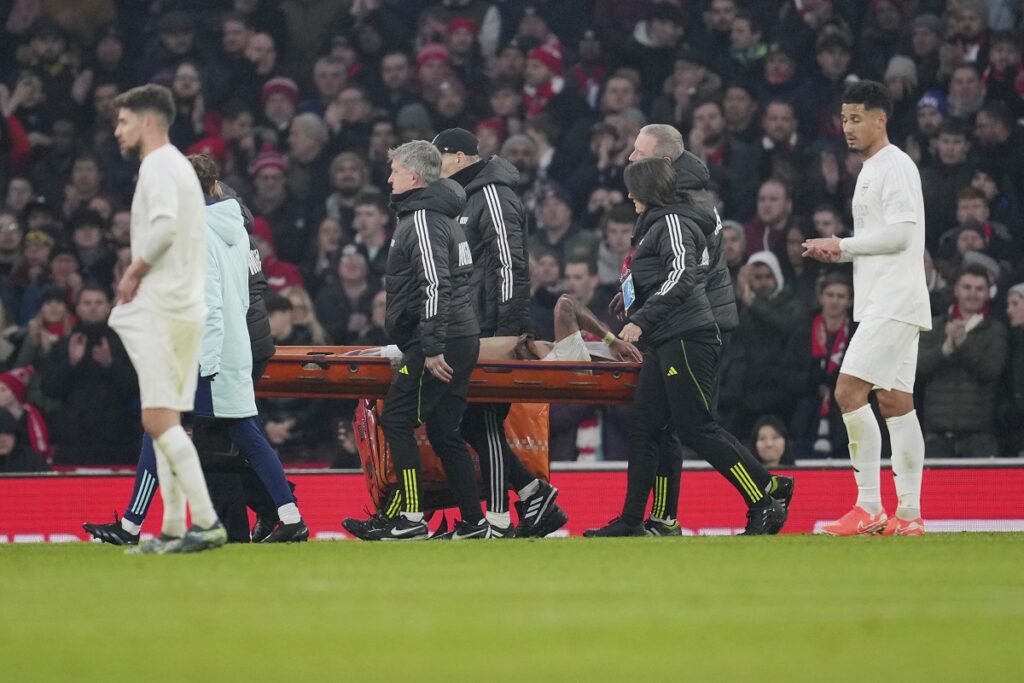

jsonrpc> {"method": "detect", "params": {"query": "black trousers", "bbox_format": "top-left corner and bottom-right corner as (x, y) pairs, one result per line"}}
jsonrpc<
(651, 332), (729, 520)
(621, 334), (772, 525)
(380, 336), (483, 523)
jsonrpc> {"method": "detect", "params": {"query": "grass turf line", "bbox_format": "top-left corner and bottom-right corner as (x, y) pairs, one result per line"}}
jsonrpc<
(1, 534), (1021, 683)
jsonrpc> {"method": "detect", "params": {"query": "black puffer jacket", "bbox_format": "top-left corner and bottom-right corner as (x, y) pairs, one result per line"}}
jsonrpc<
(454, 156), (530, 337)
(626, 203), (716, 347)
(673, 151), (739, 332)
(220, 183), (275, 366)
(386, 180), (480, 355)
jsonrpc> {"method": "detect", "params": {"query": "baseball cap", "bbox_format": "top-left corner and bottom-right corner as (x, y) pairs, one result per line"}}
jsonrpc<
(432, 128), (478, 155)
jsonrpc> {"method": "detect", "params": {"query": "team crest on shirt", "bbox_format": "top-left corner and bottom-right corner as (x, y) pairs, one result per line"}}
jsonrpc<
(459, 216), (468, 224)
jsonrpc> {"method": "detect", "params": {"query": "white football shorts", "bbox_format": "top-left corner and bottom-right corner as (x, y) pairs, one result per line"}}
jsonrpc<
(839, 315), (920, 393)
(109, 301), (203, 411)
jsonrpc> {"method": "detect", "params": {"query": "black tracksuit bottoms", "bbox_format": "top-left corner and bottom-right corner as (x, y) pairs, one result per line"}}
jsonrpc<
(621, 332), (772, 526)
(380, 335), (483, 524)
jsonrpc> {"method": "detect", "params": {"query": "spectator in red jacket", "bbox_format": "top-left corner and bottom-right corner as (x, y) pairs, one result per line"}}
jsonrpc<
(0, 366), (50, 460)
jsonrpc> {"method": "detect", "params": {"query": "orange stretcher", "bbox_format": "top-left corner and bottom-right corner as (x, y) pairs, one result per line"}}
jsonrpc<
(255, 346), (641, 404)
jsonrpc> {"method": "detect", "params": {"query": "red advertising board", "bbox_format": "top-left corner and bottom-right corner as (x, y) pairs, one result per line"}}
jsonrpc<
(1, 466), (1022, 542)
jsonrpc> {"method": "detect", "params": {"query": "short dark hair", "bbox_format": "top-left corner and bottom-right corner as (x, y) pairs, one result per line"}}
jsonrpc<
(818, 271), (853, 295)
(956, 263), (992, 286)
(841, 79), (892, 117)
(113, 84), (175, 125)
(623, 158), (677, 208)
(565, 256), (597, 276)
(77, 283), (111, 303)
(957, 186), (987, 204)
(265, 292), (293, 314)
(734, 12), (761, 35)
(939, 118), (971, 139)
(188, 154), (219, 197)
(979, 100), (1014, 129)
(603, 203), (638, 228)
(354, 192), (389, 213)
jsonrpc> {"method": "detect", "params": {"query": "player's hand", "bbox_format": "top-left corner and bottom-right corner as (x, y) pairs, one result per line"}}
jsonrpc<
(91, 337), (113, 367)
(619, 323), (642, 344)
(610, 338), (642, 362)
(116, 261), (148, 304)
(609, 292), (625, 320)
(425, 354), (453, 383)
(802, 236), (842, 262)
(68, 332), (87, 366)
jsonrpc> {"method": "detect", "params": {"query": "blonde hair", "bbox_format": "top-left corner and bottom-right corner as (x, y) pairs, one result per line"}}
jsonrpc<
(280, 285), (328, 344)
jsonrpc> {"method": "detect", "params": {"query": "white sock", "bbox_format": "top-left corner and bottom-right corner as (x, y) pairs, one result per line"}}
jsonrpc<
(842, 404), (883, 515)
(277, 502), (301, 525)
(517, 479), (540, 500)
(486, 510), (511, 528)
(401, 511), (424, 522)
(120, 518), (141, 535)
(153, 445), (187, 538)
(886, 410), (925, 520)
(156, 426), (218, 528)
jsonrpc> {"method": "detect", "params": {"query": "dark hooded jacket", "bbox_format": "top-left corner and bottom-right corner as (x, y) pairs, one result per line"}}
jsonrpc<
(451, 156), (530, 337)
(626, 203), (716, 347)
(386, 180), (479, 356)
(221, 183), (275, 371)
(673, 151), (739, 332)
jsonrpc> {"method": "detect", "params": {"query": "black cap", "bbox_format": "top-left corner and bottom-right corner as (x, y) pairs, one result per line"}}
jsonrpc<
(432, 128), (479, 155)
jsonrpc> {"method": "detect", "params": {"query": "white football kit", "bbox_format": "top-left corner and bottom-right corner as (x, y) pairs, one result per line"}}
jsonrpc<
(109, 143), (207, 411)
(839, 144), (931, 393)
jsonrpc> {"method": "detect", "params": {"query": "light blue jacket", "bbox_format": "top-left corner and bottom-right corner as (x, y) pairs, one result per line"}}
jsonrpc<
(199, 198), (257, 418)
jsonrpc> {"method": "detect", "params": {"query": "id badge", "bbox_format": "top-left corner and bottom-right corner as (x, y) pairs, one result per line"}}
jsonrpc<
(622, 273), (636, 312)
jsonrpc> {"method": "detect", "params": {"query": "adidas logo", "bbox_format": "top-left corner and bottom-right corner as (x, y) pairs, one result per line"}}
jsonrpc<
(398, 365), (409, 375)
(666, 366), (678, 377)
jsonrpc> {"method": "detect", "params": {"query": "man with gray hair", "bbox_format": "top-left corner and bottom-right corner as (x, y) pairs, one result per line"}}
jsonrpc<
(343, 140), (487, 540)
(287, 113), (331, 215)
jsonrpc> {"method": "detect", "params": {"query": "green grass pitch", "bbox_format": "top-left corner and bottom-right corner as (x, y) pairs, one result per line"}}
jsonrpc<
(1, 534), (1021, 682)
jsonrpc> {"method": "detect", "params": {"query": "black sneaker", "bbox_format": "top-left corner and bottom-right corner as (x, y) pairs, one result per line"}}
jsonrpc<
(251, 515), (277, 543)
(643, 517), (682, 536)
(488, 522), (516, 539)
(583, 517), (645, 537)
(259, 520), (309, 543)
(452, 519), (490, 539)
(379, 515), (429, 541)
(516, 480), (568, 538)
(342, 511), (391, 541)
(83, 512), (139, 546)
(740, 498), (788, 536)
(769, 475), (795, 509)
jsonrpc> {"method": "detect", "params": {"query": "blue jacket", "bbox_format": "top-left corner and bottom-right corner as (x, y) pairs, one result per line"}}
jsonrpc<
(200, 198), (256, 418)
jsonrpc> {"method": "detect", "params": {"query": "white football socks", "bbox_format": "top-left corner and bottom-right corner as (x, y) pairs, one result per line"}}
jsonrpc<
(277, 503), (301, 525)
(156, 426), (218, 529)
(842, 404), (883, 515)
(121, 518), (141, 535)
(886, 410), (925, 520)
(153, 444), (187, 538)
(486, 510), (511, 528)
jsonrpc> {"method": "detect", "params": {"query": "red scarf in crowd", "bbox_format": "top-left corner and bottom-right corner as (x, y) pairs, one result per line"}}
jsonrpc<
(951, 303), (989, 320)
(811, 314), (850, 417)
(523, 77), (564, 116)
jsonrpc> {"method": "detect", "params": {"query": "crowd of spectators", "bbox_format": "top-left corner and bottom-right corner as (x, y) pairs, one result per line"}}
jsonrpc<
(1, 0), (1024, 470)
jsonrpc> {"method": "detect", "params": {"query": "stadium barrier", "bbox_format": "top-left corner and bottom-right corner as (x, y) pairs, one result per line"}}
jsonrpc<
(2, 461), (1022, 541)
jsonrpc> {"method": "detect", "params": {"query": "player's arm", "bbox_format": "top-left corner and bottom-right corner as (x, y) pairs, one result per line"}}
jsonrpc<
(554, 294), (641, 362)
(117, 171), (180, 303)
(841, 166), (917, 257)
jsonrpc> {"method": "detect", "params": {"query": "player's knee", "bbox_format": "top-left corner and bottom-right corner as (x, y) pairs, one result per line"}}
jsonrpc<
(833, 380), (867, 414)
(876, 391), (913, 419)
(554, 293), (576, 320)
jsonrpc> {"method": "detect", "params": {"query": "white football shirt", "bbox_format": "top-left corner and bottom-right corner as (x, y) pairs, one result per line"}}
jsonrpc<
(129, 144), (206, 320)
(844, 144), (932, 330)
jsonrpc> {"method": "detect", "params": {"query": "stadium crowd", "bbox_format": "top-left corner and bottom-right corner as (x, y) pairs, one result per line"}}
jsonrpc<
(1, 0), (1024, 471)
